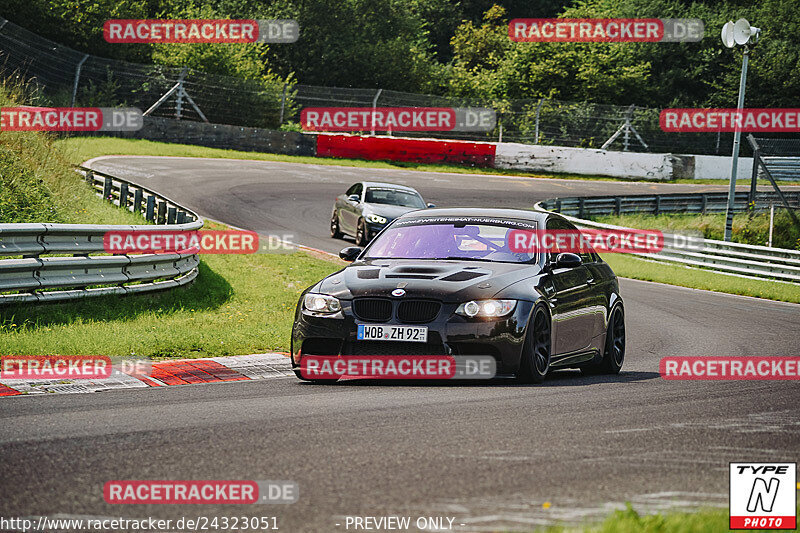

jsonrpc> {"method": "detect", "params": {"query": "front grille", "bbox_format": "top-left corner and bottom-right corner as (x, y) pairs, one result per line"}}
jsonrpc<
(345, 341), (446, 356)
(352, 298), (392, 322)
(397, 300), (441, 323)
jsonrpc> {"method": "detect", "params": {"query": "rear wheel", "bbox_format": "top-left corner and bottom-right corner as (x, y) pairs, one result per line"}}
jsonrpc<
(330, 212), (343, 238)
(517, 306), (551, 384)
(581, 305), (625, 375)
(355, 218), (368, 247)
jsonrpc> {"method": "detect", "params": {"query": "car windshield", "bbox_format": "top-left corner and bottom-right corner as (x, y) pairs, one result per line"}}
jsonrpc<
(364, 188), (425, 208)
(364, 218), (538, 263)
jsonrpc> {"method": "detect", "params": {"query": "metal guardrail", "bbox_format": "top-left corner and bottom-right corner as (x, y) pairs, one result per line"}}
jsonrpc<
(535, 193), (800, 283)
(0, 167), (203, 305)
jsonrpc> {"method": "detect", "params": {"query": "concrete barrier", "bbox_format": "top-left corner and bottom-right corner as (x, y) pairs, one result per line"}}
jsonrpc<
(495, 142), (677, 180)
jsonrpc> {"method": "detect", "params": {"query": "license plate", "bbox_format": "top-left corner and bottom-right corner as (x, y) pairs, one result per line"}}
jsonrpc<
(357, 324), (428, 343)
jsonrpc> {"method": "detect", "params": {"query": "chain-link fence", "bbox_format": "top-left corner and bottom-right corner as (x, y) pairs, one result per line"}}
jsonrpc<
(0, 16), (777, 155)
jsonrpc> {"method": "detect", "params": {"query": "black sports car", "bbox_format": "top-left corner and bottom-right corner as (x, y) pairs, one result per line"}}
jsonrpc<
(292, 208), (625, 383)
(330, 181), (434, 246)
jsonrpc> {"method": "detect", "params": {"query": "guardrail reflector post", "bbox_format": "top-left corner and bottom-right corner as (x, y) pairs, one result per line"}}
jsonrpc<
(615, 197), (622, 216)
(176, 210), (186, 224)
(133, 189), (143, 215)
(85, 170), (93, 185)
(654, 196), (661, 216)
(103, 176), (112, 202)
(157, 201), (167, 224)
(119, 182), (129, 209)
(146, 196), (156, 222)
(701, 194), (708, 214)
(167, 207), (177, 224)
(578, 198), (585, 219)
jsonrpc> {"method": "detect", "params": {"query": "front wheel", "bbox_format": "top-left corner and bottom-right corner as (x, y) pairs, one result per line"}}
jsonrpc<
(517, 306), (551, 384)
(355, 218), (369, 247)
(582, 305), (625, 375)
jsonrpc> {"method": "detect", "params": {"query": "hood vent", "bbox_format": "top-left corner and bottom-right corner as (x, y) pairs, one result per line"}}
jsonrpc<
(440, 270), (486, 282)
(357, 269), (380, 279)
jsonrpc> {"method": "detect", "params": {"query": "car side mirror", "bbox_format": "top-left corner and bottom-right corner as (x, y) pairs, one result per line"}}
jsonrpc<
(348, 194), (360, 203)
(426, 203), (436, 208)
(339, 246), (362, 262)
(555, 252), (582, 269)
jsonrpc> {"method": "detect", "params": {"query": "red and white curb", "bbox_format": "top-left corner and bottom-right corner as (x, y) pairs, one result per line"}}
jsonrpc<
(0, 353), (293, 396)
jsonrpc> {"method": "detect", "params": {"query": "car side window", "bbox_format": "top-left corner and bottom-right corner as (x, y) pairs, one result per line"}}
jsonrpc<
(345, 183), (361, 197)
(352, 183), (363, 199)
(560, 219), (597, 264)
(545, 217), (569, 264)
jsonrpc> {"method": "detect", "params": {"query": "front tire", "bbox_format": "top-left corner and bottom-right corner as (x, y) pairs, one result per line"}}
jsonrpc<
(330, 212), (343, 238)
(517, 306), (551, 384)
(355, 218), (368, 247)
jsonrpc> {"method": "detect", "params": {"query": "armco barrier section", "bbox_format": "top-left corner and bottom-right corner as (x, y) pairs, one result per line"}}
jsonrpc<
(315, 134), (496, 166)
(0, 167), (203, 305)
(535, 193), (800, 283)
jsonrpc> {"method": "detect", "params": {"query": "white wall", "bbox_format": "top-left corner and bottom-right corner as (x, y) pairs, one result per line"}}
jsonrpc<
(495, 143), (675, 180)
(691, 154), (753, 181)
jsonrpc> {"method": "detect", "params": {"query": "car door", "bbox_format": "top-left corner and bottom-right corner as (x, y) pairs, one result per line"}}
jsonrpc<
(543, 217), (596, 357)
(340, 183), (362, 234)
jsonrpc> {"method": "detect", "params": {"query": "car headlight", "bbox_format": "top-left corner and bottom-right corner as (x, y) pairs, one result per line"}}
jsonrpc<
(303, 293), (342, 314)
(456, 299), (517, 318)
(366, 214), (387, 224)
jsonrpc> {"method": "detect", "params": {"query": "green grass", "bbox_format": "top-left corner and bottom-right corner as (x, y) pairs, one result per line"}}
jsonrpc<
(596, 211), (800, 251)
(547, 503), (794, 533)
(0, 247), (341, 357)
(0, 85), (144, 226)
(55, 135), (764, 185)
(603, 253), (800, 303)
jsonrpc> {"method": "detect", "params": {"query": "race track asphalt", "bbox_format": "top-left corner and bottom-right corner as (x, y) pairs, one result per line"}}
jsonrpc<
(1, 156), (798, 532)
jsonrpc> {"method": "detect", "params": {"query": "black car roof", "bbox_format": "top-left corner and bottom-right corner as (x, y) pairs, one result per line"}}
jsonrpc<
(396, 207), (549, 223)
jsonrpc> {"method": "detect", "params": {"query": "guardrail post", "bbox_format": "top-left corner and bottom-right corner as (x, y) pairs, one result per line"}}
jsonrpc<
(146, 196), (156, 222)
(133, 189), (143, 215)
(119, 182), (129, 209)
(615, 197), (621, 216)
(701, 194), (708, 214)
(176, 210), (186, 224)
(157, 201), (167, 224)
(85, 170), (93, 186)
(555, 199), (562, 213)
(102, 176), (112, 201)
(654, 196), (661, 216)
(578, 198), (585, 219)
(167, 207), (177, 224)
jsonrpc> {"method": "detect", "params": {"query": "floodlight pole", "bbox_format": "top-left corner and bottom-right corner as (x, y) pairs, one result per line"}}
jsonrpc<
(723, 45), (749, 241)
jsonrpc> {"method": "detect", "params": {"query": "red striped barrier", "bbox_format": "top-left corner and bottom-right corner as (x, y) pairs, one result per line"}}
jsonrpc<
(316, 134), (496, 167)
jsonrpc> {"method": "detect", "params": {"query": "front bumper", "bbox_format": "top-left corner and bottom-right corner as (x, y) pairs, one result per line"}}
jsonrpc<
(291, 300), (535, 374)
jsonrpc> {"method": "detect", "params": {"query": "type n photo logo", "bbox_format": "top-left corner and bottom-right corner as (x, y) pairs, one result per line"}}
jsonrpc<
(730, 462), (796, 529)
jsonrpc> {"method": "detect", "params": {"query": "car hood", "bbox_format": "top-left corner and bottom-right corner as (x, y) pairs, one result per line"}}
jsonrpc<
(363, 204), (421, 219)
(316, 259), (541, 302)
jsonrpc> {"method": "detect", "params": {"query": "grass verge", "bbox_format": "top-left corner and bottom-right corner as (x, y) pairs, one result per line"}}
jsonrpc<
(596, 211), (800, 251)
(603, 253), (800, 303)
(55, 135), (767, 186)
(549, 503), (795, 533)
(0, 244), (341, 358)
